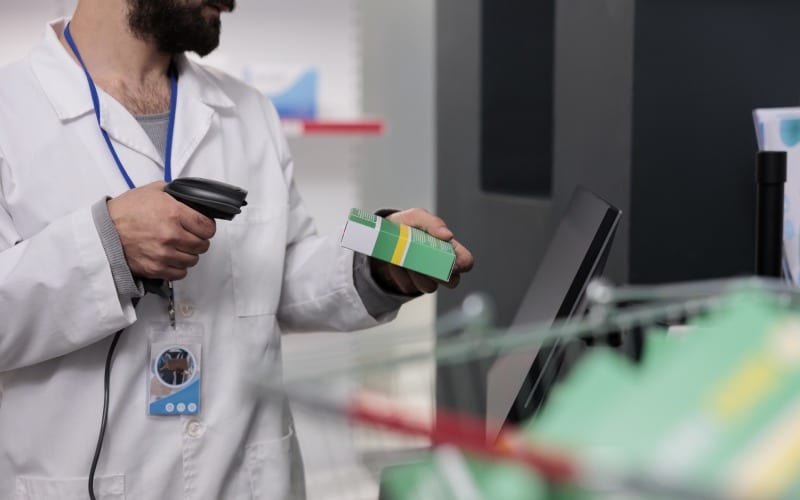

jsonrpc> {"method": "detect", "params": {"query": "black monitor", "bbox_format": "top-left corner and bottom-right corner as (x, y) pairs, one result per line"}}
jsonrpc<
(485, 187), (621, 440)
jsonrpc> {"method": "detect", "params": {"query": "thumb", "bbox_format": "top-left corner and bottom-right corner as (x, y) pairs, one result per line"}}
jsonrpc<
(390, 209), (454, 241)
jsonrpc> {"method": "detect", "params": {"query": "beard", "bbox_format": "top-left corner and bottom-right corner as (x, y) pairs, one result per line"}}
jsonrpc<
(127, 0), (236, 57)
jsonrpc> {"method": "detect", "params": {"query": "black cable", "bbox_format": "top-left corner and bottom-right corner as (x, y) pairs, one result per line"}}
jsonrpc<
(89, 328), (125, 500)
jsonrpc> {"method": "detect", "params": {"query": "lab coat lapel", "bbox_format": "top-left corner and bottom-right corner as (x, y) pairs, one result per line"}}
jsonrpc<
(32, 23), (236, 182)
(97, 94), (165, 169)
(32, 19), (168, 175)
(168, 56), (235, 180)
(93, 55), (240, 179)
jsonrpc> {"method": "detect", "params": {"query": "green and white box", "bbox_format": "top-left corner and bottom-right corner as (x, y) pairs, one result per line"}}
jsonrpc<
(341, 209), (456, 281)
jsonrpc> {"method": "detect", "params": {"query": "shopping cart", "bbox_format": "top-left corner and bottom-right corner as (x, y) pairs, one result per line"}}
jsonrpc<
(249, 278), (800, 500)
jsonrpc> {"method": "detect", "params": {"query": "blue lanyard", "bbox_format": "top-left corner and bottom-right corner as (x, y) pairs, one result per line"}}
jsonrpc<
(63, 22), (178, 189)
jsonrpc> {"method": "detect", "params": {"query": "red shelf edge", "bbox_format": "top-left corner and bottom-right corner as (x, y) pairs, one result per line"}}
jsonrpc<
(281, 119), (386, 136)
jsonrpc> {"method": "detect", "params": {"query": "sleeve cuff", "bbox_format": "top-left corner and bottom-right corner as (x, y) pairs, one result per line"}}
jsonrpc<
(91, 197), (144, 300)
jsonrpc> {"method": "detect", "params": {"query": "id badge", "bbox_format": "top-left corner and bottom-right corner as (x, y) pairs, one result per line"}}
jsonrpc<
(147, 322), (203, 416)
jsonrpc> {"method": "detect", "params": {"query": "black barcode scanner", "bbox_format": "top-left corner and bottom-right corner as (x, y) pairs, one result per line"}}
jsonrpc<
(165, 177), (248, 220)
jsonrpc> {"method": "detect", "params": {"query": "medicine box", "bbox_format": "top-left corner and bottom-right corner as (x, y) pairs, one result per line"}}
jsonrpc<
(341, 209), (456, 282)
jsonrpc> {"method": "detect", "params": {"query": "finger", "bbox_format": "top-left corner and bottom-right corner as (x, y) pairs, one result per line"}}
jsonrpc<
(174, 232), (211, 255)
(161, 266), (189, 281)
(161, 249), (200, 269)
(408, 271), (439, 294)
(387, 266), (418, 295)
(390, 268), (457, 290)
(390, 209), (454, 241)
(136, 258), (190, 281)
(440, 273), (461, 290)
(179, 206), (216, 240)
(451, 238), (474, 273)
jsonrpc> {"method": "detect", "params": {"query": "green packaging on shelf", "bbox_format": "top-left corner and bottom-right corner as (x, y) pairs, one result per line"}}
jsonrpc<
(340, 208), (456, 281)
(382, 449), (548, 500)
(526, 290), (800, 498)
(381, 290), (800, 499)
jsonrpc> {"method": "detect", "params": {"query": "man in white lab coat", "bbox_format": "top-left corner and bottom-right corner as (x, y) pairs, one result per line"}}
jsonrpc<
(0, 0), (473, 498)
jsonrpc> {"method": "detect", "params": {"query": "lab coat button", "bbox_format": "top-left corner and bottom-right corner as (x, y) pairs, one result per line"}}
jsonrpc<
(179, 303), (195, 318)
(185, 418), (205, 438)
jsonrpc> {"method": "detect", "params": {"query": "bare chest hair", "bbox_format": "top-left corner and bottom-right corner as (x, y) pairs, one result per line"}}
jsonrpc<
(99, 77), (172, 116)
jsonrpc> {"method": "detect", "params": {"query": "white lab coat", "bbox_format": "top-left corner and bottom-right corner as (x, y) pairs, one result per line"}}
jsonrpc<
(0, 19), (387, 500)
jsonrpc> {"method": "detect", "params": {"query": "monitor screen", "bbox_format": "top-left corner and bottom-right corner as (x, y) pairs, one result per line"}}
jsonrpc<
(485, 187), (621, 440)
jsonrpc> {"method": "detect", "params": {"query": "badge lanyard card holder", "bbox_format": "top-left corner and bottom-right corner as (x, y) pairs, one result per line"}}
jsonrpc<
(148, 322), (204, 415)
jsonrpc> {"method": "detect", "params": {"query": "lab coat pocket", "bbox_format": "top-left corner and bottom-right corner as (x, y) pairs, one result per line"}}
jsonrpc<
(228, 205), (288, 317)
(244, 428), (293, 500)
(15, 475), (124, 500)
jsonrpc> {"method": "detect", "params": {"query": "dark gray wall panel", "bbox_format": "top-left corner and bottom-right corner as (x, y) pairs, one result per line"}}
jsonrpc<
(552, 0), (636, 285)
(481, 0), (556, 197)
(437, 0), (552, 329)
(630, 0), (800, 283)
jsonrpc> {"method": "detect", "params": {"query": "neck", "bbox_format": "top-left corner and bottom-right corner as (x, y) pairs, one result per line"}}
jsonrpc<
(61, 1), (174, 114)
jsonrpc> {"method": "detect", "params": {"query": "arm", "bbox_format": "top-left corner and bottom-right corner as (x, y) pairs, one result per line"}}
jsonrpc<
(267, 102), (473, 329)
(264, 104), (386, 331)
(0, 158), (136, 371)
(0, 155), (214, 371)
(277, 191), (473, 330)
(276, 161), (385, 331)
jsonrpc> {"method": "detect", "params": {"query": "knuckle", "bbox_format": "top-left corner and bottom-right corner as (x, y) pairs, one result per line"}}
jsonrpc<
(166, 204), (183, 221)
(161, 233), (177, 248)
(157, 228), (176, 246)
(144, 263), (161, 277)
(396, 208), (411, 217)
(153, 247), (171, 261)
(404, 208), (421, 220)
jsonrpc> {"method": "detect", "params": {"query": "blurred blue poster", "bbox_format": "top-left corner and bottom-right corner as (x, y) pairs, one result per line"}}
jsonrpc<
(242, 64), (319, 120)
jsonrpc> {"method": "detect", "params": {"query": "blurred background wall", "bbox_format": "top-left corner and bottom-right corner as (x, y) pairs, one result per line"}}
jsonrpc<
(437, 0), (800, 328)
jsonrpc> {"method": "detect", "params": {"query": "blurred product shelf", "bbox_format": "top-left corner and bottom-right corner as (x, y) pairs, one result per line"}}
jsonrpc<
(281, 119), (386, 137)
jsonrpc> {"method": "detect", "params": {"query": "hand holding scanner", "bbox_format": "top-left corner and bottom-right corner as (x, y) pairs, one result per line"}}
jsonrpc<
(141, 178), (248, 296)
